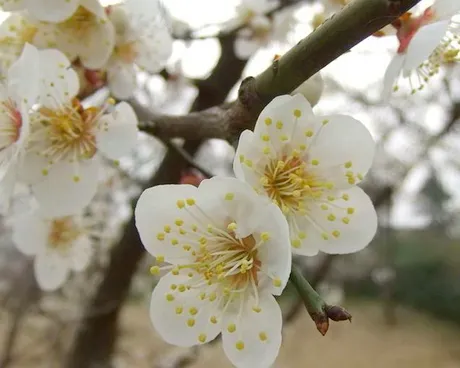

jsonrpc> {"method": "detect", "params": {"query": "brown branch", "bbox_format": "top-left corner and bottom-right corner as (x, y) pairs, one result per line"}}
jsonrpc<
(140, 0), (422, 141)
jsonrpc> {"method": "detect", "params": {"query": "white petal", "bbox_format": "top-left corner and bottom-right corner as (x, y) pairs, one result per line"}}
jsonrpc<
(233, 129), (268, 193)
(253, 93), (314, 151)
(38, 48), (79, 108)
(18, 150), (50, 184)
(7, 43), (40, 107)
(69, 235), (93, 271)
(1, 0), (25, 11)
(222, 293), (282, 368)
(404, 21), (449, 73)
(34, 252), (71, 291)
(252, 202), (291, 295)
(287, 213), (320, 256)
(296, 186), (377, 255)
(107, 62), (137, 99)
(32, 158), (100, 217)
(307, 114), (375, 189)
(96, 102), (139, 160)
(135, 27), (173, 73)
(197, 176), (271, 239)
(432, 0), (460, 20)
(383, 54), (404, 99)
(135, 184), (200, 262)
(293, 72), (324, 107)
(78, 21), (115, 69)
(26, 0), (79, 22)
(149, 271), (221, 347)
(11, 212), (49, 256)
(81, 0), (109, 18)
(0, 160), (17, 214)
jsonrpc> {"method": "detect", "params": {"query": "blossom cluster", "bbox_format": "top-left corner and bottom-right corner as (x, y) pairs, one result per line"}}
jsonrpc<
(0, 0), (174, 292)
(2, 0), (458, 367)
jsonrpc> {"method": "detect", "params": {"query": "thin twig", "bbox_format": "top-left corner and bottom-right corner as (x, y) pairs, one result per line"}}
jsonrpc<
(161, 139), (214, 179)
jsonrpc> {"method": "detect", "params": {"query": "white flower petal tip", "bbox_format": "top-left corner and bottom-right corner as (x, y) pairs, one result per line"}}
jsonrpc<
(233, 94), (377, 256)
(11, 211), (94, 292)
(96, 102), (139, 160)
(292, 73), (324, 107)
(136, 176), (290, 366)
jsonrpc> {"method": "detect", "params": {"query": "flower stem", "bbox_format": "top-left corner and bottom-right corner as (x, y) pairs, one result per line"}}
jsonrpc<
(289, 264), (352, 336)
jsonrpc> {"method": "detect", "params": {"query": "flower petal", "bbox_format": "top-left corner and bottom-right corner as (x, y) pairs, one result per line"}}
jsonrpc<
(293, 72), (324, 107)
(432, 0), (460, 20)
(251, 203), (291, 295)
(26, 0), (80, 22)
(11, 212), (49, 256)
(0, 0), (25, 11)
(197, 176), (271, 239)
(307, 114), (375, 189)
(107, 62), (137, 99)
(96, 102), (139, 160)
(253, 93), (315, 151)
(233, 129), (268, 192)
(403, 20), (449, 73)
(37, 48), (79, 108)
(295, 186), (377, 255)
(7, 43), (40, 107)
(34, 252), (70, 291)
(69, 235), (93, 272)
(78, 21), (115, 69)
(222, 293), (282, 368)
(32, 158), (100, 217)
(150, 271), (221, 347)
(383, 53), (404, 99)
(135, 184), (200, 262)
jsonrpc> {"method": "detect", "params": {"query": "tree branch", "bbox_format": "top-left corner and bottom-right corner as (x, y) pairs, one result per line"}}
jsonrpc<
(140, 0), (422, 141)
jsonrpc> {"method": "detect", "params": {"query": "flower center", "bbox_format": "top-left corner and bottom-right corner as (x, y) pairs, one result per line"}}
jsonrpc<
(59, 6), (96, 37)
(37, 98), (99, 162)
(0, 99), (22, 149)
(261, 152), (332, 215)
(48, 216), (81, 252)
(114, 42), (138, 64)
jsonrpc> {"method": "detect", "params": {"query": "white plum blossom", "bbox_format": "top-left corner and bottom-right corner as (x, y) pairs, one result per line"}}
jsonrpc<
(0, 14), (38, 75)
(235, 0), (280, 24)
(1, 0), (82, 23)
(135, 176), (291, 368)
(20, 48), (139, 217)
(105, 0), (173, 99)
(383, 0), (460, 97)
(233, 94), (378, 256)
(0, 43), (39, 213)
(11, 209), (94, 291)
(33, 0), (115, 69)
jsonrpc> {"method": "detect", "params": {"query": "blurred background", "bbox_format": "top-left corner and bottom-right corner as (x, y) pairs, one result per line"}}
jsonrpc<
(1, 0), (460, 367)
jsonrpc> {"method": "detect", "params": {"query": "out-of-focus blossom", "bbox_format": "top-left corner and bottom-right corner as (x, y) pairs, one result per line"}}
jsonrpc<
(12, 210), (95, 291)
(234, 94), (378, 256)
(105, 0), (173, 99)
